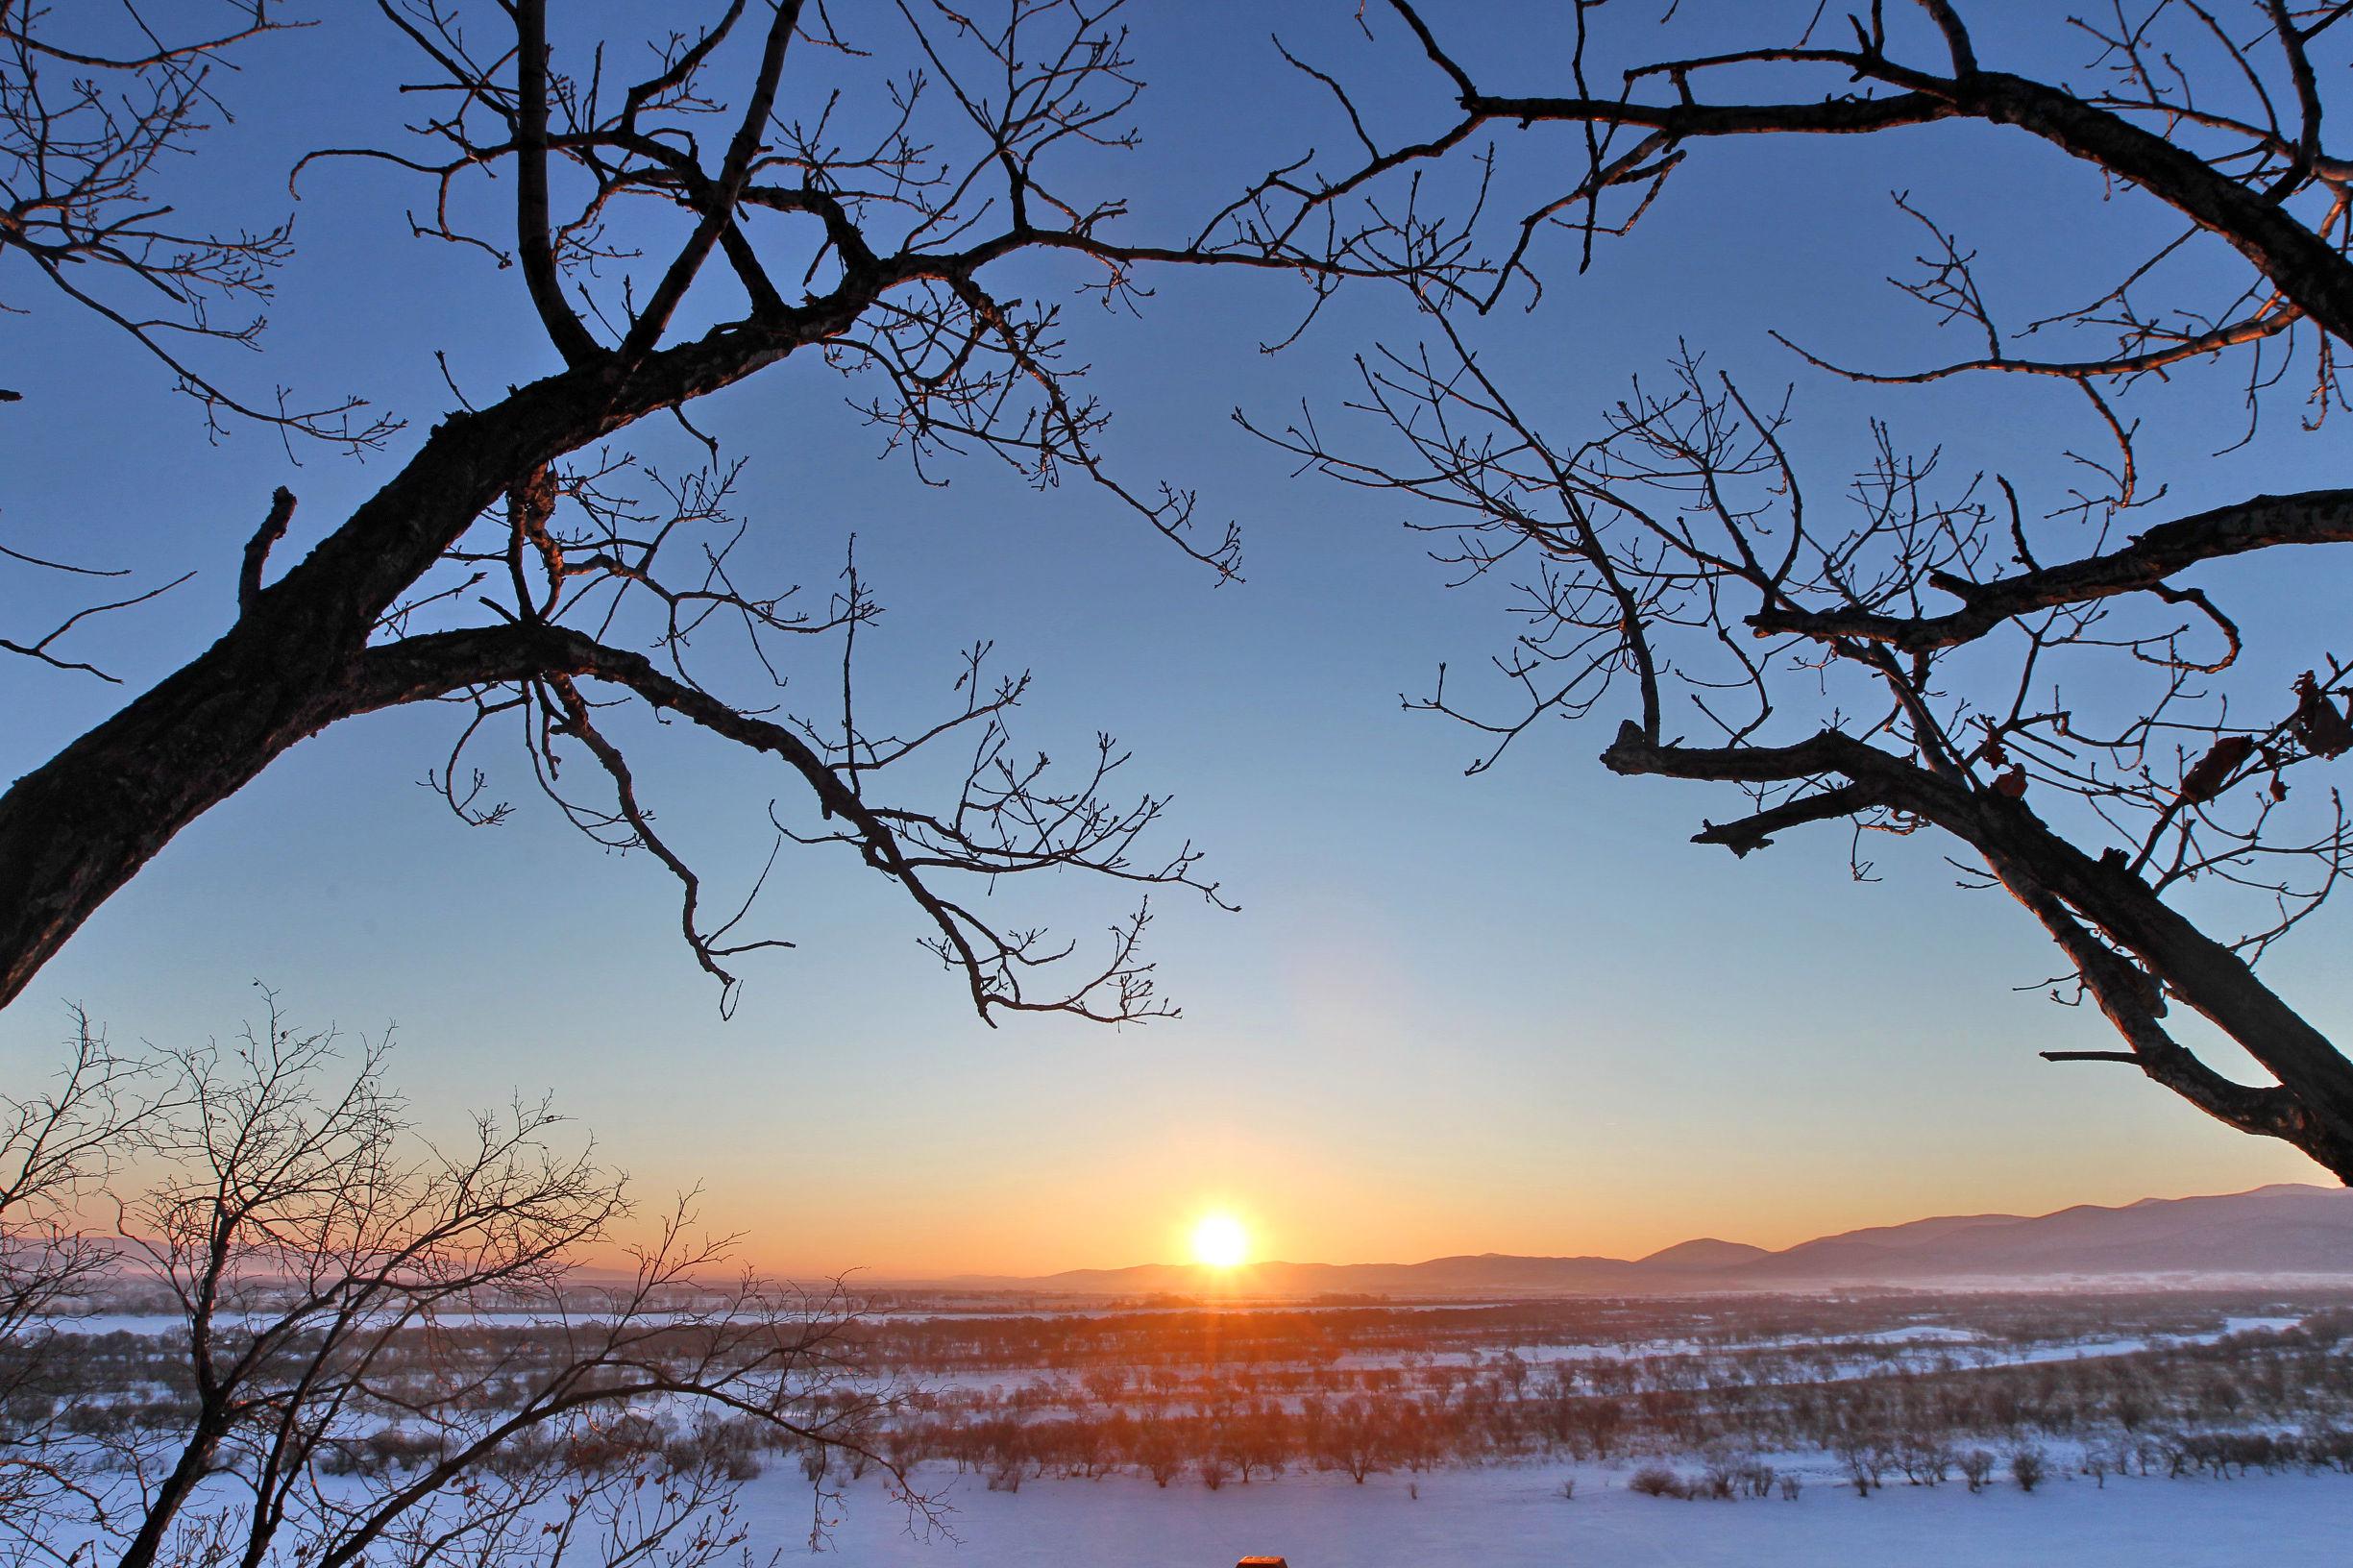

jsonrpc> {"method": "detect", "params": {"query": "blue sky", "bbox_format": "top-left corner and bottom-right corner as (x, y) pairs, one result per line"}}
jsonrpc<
(2, 2), (2340, 1273)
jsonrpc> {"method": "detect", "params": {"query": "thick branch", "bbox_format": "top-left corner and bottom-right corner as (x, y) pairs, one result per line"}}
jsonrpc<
(1954, 68), (2353, 345)
(347, 623), (1008, 1019)
(1458, 88), (1957, 140)
(514, 1), (605, 368)
(0, 306), (845, 1010)
(239, 488), (296, 614)
(1603, 719), (2353, 1161)
(2004, 859), (2342, 1168)
(1418, 7), (2353, 344)
(1750, 488), (2353, 651)
(1691, 780), (1895, 857)
(617, 2), (804, 364)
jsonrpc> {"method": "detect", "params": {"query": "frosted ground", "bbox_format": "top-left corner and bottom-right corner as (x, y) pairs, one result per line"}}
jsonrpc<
(759, 1460), (2353, 1567)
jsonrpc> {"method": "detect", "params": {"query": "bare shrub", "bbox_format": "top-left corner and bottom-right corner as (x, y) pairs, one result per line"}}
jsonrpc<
(1628, 1464), (1686, 1499)
(3, 997), (914, 1568)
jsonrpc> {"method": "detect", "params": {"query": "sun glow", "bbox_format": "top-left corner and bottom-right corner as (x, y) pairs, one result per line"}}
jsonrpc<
(1190, 1213), (1250, 1269)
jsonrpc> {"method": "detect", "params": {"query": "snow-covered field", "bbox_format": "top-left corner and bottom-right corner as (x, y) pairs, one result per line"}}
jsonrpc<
(765, 1461), (2353, 1567)
(36, 1295), (2353, 1565)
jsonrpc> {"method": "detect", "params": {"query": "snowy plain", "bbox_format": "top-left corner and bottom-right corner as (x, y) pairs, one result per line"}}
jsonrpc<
(757, 1459), (2353, 1567)
(36, 1299), (2350, 1566)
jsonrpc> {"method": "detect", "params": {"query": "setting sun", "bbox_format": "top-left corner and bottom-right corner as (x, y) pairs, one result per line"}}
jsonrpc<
(1189, 1213), (1250, 1269)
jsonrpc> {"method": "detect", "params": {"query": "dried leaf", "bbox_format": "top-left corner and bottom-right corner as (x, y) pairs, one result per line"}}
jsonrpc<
(2292, 672), (2353, 759)
(2179, 734), (2255, 804)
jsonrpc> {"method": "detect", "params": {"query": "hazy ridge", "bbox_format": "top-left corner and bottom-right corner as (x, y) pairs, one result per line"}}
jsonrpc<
(918, 1184), (2353, 1296)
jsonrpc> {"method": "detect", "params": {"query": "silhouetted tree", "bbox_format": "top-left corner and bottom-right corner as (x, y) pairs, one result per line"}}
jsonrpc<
(3, 993), (912, 1568)
(0, 1008), (162, 1547)
(1254, 0), (2353, 1176)
(0, 0), (1372, 1022)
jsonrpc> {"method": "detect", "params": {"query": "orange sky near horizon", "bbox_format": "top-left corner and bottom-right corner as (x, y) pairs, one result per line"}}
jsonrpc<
(633, 1095), (2323, 1281)
(547, 911), (2335, 1280)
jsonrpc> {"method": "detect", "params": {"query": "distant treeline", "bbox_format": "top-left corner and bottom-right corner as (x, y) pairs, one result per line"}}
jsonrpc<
(847, 1287), (2348, 1373)
(867, 1309), (2353, 1492)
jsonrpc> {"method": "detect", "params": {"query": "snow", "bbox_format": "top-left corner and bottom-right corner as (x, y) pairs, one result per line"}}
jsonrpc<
(38, 1305), (2347, 1567)
(875, 1312), (2313, 1404)
(2221, 1316), (2305, 1335)
(1851, 1324), (1983, 1344)
(762, 1461), (2353, 1567)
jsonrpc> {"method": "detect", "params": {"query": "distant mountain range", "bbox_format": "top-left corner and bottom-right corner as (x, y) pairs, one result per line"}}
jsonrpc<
(923, 1184), (2353, 1297)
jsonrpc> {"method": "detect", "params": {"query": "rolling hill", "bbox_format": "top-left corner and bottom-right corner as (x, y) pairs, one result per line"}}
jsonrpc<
(922, 1184), (2353, 1297)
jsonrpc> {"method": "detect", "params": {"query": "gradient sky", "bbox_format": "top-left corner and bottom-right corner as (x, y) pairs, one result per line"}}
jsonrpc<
(2, 2), (2341, 1277)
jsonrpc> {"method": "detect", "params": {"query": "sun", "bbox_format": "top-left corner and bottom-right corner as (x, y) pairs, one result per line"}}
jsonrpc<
(1189, 1213), (1250, 1269)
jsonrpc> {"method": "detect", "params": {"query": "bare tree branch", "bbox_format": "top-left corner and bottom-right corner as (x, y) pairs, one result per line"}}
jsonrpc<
(0, 0), (1301, 1023)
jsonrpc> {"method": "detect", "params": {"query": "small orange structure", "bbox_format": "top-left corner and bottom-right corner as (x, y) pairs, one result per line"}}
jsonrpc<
(1237, 1559), (1289, 1568)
